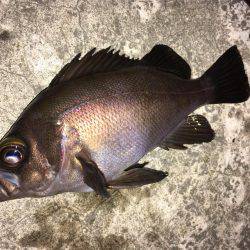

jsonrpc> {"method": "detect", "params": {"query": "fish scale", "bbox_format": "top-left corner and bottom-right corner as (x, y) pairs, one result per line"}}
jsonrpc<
(61, 90), (167, 179)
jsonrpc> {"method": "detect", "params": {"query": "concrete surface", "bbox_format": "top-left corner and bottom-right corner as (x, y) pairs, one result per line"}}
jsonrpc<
(0, 0), (249, 249)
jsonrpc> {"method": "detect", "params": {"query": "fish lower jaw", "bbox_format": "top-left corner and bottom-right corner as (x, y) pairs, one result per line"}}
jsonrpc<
(0, 182), (19, 199)
(0, 184), (9, 197)
(0, 173), (20, 198)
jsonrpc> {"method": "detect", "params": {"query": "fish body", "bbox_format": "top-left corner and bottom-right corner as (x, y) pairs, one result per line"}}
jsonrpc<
(0, 45), (249, 201)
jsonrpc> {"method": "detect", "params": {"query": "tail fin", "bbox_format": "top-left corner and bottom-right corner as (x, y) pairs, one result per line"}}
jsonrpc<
(202, 46), (249, 104)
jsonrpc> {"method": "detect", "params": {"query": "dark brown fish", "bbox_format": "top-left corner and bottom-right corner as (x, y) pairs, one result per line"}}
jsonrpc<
(0, 45), (249, 202)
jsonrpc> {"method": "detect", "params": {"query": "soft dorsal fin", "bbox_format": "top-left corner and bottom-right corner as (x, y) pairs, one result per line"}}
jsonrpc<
(141, 44), (191, 79)
(50, 47), (139, 87)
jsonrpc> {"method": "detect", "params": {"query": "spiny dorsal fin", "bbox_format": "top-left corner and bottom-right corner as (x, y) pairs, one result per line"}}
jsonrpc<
(160, 114), (215, 150)
(141, 44), (191, 79)
(49, 47), (139, 87)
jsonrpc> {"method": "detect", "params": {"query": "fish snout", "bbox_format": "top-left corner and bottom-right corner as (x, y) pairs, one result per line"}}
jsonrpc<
(0, 170), (20, 199)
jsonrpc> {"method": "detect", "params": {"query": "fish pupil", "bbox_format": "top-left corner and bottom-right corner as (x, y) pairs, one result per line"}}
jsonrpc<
(4, 149), (22, 164)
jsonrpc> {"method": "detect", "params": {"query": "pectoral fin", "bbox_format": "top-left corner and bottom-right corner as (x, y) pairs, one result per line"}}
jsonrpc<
(76, 155), (110, 198)
(108, 167), (168, 189)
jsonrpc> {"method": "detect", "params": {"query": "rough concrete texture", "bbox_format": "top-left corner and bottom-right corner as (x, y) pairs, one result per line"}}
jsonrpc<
(0, 0), (249, 249)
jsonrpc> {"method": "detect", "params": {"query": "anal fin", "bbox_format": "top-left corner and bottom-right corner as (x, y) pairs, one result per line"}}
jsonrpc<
(161, 114), (215, 150)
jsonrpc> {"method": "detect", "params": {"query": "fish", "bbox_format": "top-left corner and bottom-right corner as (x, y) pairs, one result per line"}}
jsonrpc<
(0, 44), (249, 202)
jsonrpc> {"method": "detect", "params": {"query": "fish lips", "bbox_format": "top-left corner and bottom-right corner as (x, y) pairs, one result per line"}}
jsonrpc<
(0, 170), (20, 199)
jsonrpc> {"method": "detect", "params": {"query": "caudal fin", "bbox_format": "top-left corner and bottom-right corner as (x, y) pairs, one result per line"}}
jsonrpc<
(202, 46), (249, 104)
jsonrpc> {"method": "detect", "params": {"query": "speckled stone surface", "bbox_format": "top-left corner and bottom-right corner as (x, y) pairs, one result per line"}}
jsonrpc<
(0, 0), (249, 249)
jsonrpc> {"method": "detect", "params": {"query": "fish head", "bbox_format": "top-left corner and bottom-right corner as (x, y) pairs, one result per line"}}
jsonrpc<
(0, 122), (60, 202)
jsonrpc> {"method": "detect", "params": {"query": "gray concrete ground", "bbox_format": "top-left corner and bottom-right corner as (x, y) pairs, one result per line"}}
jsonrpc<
(0, 0), (249, 249)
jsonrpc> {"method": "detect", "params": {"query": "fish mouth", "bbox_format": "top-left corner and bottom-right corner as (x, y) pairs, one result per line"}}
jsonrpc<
(0, 171), (20, 198)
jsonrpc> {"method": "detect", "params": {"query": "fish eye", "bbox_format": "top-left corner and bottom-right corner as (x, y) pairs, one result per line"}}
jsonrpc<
(3, 148), (23, 165)
(0, 138), (26, 167)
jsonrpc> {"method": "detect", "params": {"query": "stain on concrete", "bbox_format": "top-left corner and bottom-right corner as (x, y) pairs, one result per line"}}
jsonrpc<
(0, 31), (11, 41)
